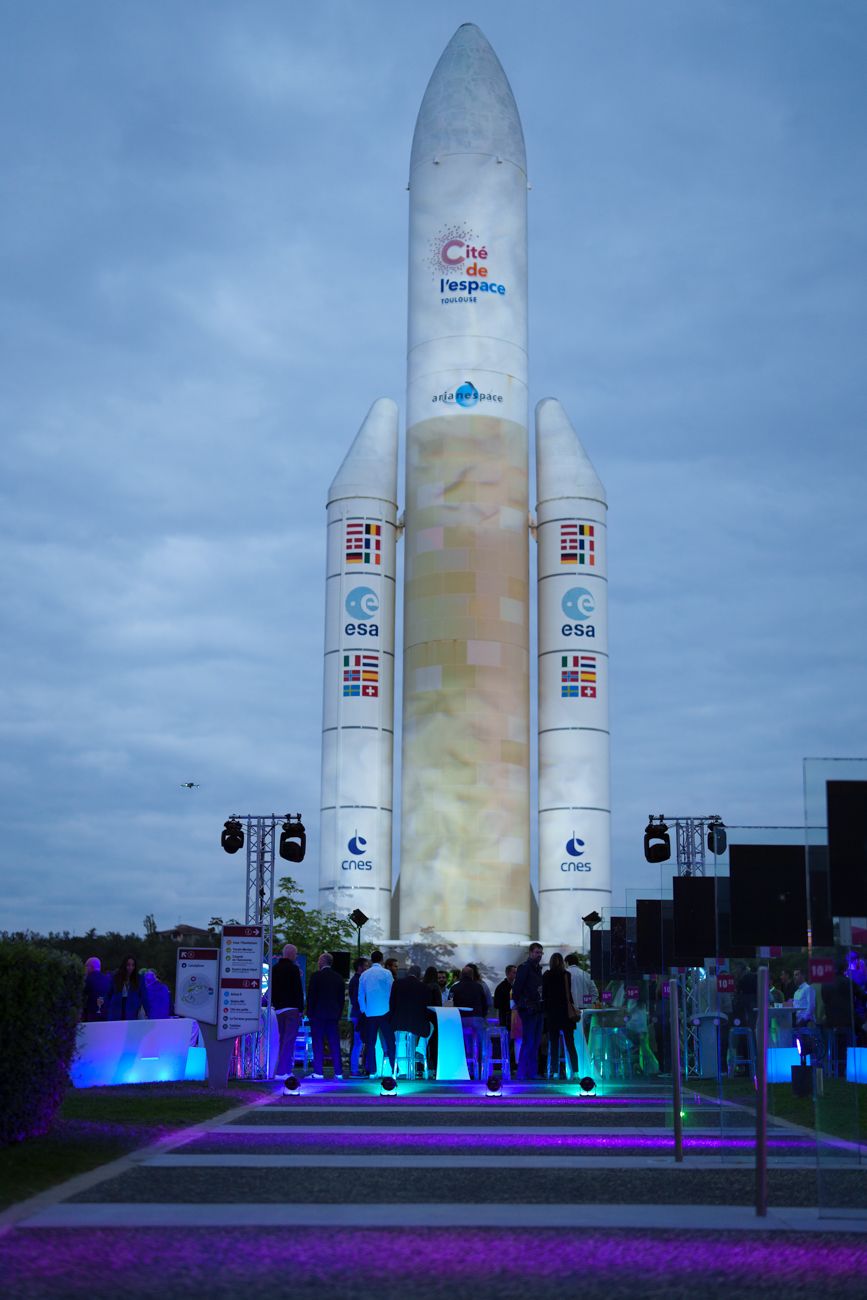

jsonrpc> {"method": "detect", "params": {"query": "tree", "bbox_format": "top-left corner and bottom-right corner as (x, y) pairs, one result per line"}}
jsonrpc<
(143, 913), (157, 938)
(272, 876), (356, 963)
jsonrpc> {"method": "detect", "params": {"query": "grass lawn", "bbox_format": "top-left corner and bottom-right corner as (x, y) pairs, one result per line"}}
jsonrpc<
(694, 1077), (865, 1142)
(0, 1081), (271, 1212)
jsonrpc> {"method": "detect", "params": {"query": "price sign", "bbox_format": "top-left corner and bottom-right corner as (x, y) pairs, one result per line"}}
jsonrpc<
(625, 985), (639, 1000)
(218, 925), (264, 1040)
(661, 981), (670, 998)
(717, 974), (736, 995)
(808, 957), (835, 985)
(601, 989), (613, 1004)
(175, 948), (218, 1024)
(583, 995), (593, 1006)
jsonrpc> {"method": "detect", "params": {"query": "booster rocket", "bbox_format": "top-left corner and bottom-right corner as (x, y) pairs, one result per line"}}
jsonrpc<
(319, 25), (611, 952)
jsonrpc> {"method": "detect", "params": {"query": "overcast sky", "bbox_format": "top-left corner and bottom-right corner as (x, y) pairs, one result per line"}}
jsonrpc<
(2, 0), (865, 938)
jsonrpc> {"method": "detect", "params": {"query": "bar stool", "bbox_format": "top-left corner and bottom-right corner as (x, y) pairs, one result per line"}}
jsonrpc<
(462, 1024), (483, 1079)
(727, 1025), (756, 1078)
(484, 1024), (512, 1081)
(393, 1030), (418, 1079)
(546, 1030), (577, 1080)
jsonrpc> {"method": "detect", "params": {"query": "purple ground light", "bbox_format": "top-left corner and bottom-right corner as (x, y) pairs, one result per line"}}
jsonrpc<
(3, 1228), (866, 1298)
(191, 1129), (816, 1152)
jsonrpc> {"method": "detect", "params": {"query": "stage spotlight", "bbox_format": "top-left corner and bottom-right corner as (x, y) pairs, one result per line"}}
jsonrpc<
(379, 1076), (398, 1097)
(279, 814), (307, 863)
(282, 1074), (300, 1096)
(486, 1073), (503, 1097)
(643, 817), (671, 863)
(578, 1076), (597, 1096)
(582, 911), (602, 930)
(221, 817), (245, 855)
(349, 908), (369, 929)
(707, 820), (727, 855)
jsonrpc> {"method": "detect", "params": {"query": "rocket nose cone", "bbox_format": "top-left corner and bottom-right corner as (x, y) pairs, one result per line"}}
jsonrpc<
(328, 398), (399, 505)
(410, 24), (526, 173)
(535, 399), (606, 507)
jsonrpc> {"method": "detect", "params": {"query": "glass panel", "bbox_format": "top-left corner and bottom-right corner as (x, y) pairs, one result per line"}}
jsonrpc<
(804, 758), (867, 1222)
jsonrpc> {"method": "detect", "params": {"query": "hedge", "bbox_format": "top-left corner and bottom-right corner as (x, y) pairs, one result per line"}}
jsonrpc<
(0, 942), (83, 1145)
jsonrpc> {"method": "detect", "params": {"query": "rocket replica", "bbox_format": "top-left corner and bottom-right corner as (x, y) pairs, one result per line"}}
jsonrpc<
(318, 25), (611, 952)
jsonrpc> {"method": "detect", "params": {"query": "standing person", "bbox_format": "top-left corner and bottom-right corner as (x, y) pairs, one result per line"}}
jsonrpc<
(306, 952), (346, 1079)
(348, 956), (369, 1076)
(542, 952), (579, 1078)
(792, 967), (816, 1027)
(107, 956), (147, 1020)
(390, 964), (433, 1076)
(359, 949), (396, 1077)
(423, 966), (442, 1007)
(436, 970), (449, 998)
(82, 957), (112, 1022)
(141, 969), (171, 1018)
(565, 953), (598, 1017)
(778, 969), (795, 1003)
(494, 965), (517, 1070)
(384, 957), (399, 980)
(271, 943), (304, 1080)
(467, 963), (493, 1015)
(449, 964), (489, 1070)
(513, 943), (545, 1079)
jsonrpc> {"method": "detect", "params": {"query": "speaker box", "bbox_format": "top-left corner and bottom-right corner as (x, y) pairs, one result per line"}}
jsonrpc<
(672, 876), (716, 966)
(636, 899), (662, 974)
(330, 950), (351, 980)
(827, 780), (867, 917)
(728, 844), (808, 948)
(807, 844), (834, 946)
(609, 915), (637, 978)
(715, 877), (759, 960)
(590, 928), (610, 987)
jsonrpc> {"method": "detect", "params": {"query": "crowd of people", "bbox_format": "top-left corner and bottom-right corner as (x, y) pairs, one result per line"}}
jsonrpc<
(81, 955), (172, 1022)
(270, 941), (601, 1088)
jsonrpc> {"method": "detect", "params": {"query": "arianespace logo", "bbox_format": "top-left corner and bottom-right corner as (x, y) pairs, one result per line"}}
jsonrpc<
(561, 831), (592, 873)
(427, 225), (508, 304)
(343, 831), (372, 871)
(432, 380), (504, 409)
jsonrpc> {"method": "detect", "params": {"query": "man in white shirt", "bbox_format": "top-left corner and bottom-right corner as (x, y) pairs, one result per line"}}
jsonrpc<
(792, 968), (816, 1026)
(358, 949), (396, 1077)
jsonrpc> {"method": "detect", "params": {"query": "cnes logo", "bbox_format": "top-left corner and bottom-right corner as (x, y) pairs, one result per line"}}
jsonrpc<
(342, 831), (372, 871)
(561, 831), (591, 872)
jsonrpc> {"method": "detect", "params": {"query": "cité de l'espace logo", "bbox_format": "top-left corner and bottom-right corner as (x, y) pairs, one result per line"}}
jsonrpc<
(427, 225), (508, 304)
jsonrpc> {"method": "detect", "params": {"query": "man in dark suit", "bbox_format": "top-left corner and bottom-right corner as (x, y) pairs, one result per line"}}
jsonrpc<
(271, 943), (305, 1079)
(390, 964), (434, 1042)
(306, 951), (346, 1079)
(493, 964), (517, 1070)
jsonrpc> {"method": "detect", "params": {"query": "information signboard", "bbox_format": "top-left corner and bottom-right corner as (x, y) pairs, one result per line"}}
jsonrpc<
(218, 925), (264, 1041)
(174, 948), (219, 1025)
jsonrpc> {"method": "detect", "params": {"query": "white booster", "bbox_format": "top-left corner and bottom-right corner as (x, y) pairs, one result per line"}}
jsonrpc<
(318, 399), (398, 939)
(398, 24), (531, 946)
(536, 398), (612, 948)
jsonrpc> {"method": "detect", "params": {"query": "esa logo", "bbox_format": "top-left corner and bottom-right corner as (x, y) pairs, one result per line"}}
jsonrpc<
(561, 832), (592, 872)
(345, 587), (379, 638)
(342, 831), (372, 871)
(561, 587), (596, 638)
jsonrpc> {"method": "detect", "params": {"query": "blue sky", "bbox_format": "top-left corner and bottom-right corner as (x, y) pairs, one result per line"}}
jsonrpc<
(2, 1), (866, 937)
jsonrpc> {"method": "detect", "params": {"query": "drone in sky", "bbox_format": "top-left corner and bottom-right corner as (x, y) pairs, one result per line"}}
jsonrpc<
(180, 782), (200, 790)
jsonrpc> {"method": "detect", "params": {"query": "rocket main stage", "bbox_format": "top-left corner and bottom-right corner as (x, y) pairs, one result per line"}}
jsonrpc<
(318, 25), (611, 953)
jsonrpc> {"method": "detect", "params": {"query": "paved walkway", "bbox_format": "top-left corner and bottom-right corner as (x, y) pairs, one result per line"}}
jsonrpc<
(4, 1081), (866, 1298)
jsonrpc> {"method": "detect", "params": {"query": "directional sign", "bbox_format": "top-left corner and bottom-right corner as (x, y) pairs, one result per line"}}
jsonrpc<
(218, 925), (264, 1040)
